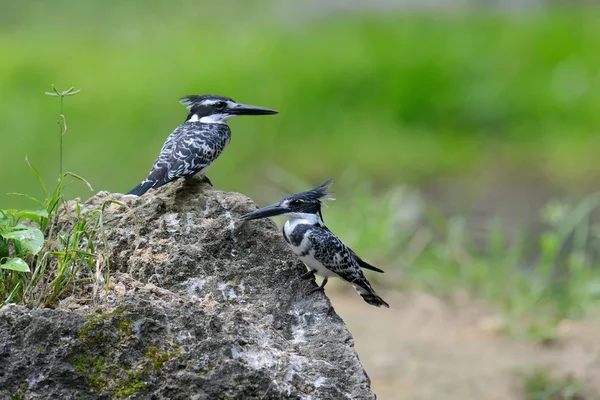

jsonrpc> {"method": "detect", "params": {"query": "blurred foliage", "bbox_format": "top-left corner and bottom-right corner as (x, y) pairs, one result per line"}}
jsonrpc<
(522, 368), (584, 400)
(1, 2), (599, 209)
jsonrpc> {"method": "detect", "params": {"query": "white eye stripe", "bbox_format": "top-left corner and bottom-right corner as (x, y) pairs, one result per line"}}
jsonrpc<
(201, 99), (219, 106)
(201, 99), (235, 108)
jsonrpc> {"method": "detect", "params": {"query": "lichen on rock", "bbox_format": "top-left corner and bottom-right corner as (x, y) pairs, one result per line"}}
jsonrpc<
(0, 177), (375, 399)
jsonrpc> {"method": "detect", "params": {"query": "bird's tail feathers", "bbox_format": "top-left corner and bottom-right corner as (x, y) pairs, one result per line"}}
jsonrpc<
(353, 285), (390, 308)
(126, 180), (155, 196)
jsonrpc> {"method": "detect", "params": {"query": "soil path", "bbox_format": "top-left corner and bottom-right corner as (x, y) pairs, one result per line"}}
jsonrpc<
(329, 290), (600, 400)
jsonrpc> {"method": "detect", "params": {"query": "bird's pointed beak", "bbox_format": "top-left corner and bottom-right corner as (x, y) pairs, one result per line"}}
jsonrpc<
(240, 203), (287, 221)
(231, 103), (278, 116)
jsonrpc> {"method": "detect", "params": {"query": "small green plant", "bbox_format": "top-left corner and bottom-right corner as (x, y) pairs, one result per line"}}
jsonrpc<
(0, 207), (46, 302)
(523, 368), (584, 400)
(0, 85), (133, 308)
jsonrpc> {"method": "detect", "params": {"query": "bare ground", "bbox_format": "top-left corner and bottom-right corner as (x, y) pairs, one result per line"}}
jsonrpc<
(329, 289), (600, 400)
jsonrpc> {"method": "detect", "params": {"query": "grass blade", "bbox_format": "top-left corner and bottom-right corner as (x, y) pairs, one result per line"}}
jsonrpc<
(25, 156), (48, 199)
(2, 281), (22, 306)
(63, 171), (94, 192)
(6, 192), (44, 206)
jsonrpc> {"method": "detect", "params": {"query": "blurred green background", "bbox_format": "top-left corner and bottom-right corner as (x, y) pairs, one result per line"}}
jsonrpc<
(2, 1), (600, 398)
(2, 0), (599, 209)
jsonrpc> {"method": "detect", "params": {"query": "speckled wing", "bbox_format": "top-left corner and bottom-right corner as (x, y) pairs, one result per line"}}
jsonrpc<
(320, 226), (384, 273)
(306, 227), (389, 308)
(147, 123), (230, 188)
(306, 229), (371, 289)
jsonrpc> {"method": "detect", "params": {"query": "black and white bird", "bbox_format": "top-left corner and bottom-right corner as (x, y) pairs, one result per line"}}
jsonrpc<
(126, 94), (278, 196)
(240, 180), (389, 308)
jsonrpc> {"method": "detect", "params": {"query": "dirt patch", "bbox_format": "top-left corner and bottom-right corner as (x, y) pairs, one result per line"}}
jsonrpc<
(329, 289), (600, 400)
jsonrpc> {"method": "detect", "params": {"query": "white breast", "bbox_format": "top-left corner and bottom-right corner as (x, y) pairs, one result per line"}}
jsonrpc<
(284, 219), (339, 279)
(283, 218), (302, 239)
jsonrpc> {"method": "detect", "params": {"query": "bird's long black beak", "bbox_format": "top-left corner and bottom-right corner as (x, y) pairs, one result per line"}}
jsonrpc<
(240, 203), (288, 221)
(232, 103), (278, 116)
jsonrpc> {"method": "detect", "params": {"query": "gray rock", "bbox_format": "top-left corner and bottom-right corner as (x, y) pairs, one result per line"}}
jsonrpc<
(0, 177), (375, 400)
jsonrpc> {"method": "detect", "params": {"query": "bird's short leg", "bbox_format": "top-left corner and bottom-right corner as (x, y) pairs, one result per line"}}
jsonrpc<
(308, 277), (328, 295)
(300, 269), (317, 280)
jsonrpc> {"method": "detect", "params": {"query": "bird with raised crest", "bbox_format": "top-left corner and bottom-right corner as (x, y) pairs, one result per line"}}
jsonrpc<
(126, 94), (277, 196)
(240, 179), (389, 308)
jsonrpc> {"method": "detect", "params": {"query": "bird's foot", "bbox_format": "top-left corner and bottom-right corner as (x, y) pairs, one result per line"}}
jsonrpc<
(300, 269), (316, 280)
(307, 277), (328, 295)
(182, 175), (213, 187)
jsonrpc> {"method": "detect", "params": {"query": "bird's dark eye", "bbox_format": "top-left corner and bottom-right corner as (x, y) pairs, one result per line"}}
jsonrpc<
(289, 199), (303, 207)
(215, 101), (227, 110)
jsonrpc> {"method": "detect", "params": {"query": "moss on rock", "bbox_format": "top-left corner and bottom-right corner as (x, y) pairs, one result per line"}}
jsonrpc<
(69, 307), (179, 398)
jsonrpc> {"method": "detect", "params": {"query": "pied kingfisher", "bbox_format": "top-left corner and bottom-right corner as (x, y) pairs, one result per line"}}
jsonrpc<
(126, 94), (277, 196)
(241, 180), (389, 308)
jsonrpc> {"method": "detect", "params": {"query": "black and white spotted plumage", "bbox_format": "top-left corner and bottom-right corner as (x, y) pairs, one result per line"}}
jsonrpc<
(241, 179), (389, 308)
(127, 94), (277, 196)
(128, 123), (231, 196)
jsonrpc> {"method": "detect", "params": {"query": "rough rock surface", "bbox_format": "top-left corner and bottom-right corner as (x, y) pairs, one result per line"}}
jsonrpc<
(0, 177), (375, 400)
